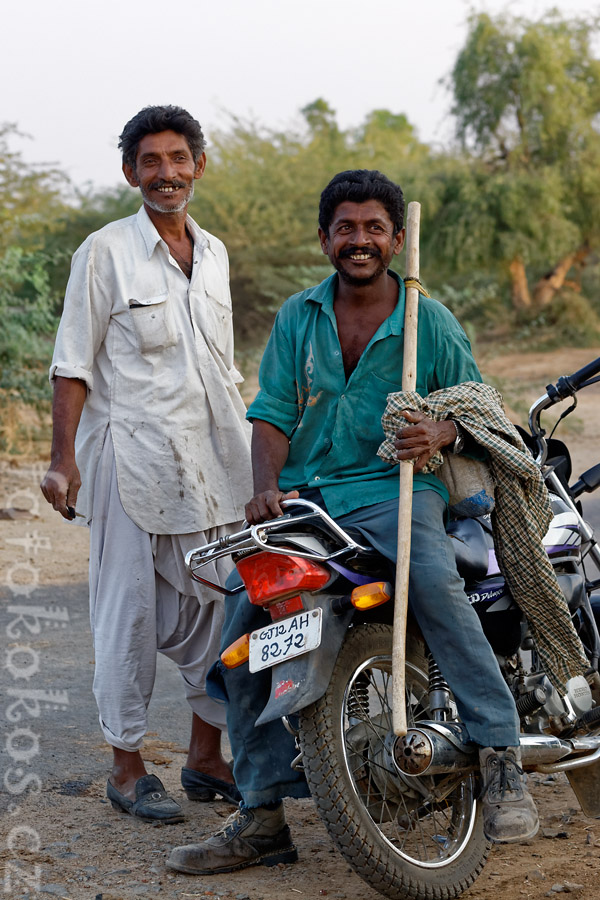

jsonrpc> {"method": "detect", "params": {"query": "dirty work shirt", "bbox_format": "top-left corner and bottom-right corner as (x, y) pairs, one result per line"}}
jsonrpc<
(50, 206), (251, 533)
(247, 271), (481, 518)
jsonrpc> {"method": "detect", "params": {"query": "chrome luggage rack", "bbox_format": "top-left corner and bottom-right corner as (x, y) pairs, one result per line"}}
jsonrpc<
(185, 499), (371, 596)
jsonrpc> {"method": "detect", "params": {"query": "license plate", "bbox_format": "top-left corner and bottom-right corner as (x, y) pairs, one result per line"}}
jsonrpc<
(248, 608), (322, 673)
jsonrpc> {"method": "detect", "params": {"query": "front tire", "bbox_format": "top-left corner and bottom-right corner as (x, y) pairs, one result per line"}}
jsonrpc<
(298, 623), (489, 900)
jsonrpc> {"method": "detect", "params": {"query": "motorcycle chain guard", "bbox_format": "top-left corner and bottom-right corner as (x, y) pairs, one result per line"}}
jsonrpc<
(255, 594), (353, 726)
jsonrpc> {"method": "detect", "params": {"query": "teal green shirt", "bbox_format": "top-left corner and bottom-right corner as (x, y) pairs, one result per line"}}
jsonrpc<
(247, 271), (482, 518)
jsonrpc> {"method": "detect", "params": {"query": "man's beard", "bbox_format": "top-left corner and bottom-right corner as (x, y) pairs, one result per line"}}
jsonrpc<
(334, 247), (388, 286)
(140, 180), (194, 214)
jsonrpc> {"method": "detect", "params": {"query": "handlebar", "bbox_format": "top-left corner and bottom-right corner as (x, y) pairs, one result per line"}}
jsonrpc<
(528, 355), (600, 465)
(546, 356), (600, 401)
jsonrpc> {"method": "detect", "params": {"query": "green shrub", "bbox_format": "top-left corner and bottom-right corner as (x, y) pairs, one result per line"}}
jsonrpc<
(0, 246), (60, 409)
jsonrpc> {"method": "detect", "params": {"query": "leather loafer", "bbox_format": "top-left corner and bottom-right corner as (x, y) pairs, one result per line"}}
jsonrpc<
(107, 774), (184, 824)
(181, 766), (241, 805)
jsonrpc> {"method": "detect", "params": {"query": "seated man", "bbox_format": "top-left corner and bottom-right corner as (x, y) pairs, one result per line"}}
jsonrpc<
(168, 169), (542, 869)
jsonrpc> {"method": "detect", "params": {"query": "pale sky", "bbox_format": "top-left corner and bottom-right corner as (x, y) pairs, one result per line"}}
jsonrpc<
(4, 0), (598, 190)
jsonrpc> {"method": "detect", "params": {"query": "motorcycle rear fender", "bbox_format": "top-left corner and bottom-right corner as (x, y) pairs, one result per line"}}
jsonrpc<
(254, 595), (353, 726)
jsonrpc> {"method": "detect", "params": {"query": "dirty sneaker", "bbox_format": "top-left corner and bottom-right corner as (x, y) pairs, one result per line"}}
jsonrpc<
(479, 747), (539, 843)
(166, 804), (298, 874)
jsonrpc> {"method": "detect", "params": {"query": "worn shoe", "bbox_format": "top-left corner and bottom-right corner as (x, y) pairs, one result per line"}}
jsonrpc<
(181, 765), (241, 805)
(166, 804), (298, 874)
(107, 774), (184, 824)
(479, 747), (539, 843)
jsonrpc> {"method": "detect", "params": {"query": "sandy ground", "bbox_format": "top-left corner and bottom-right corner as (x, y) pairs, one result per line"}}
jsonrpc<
(1, 348), (600, 900)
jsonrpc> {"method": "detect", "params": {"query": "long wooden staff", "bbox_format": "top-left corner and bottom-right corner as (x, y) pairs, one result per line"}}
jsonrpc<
(392, 201), (421, 736)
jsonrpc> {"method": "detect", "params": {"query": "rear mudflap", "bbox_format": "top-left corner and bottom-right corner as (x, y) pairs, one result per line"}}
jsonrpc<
(255, 597), (353, 726)
(566, 759), (600, 818)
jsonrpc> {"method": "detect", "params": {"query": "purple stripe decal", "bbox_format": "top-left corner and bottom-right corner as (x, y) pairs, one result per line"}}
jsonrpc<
(328, 561), (374, 585)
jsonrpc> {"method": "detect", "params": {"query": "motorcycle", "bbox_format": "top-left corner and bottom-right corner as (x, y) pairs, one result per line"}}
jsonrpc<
(186, 356), (600, 900)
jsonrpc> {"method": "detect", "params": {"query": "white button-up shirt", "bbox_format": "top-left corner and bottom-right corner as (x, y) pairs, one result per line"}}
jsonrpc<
(51, 206), (252, 534)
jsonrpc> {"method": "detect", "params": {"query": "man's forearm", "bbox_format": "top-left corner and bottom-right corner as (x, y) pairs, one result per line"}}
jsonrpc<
(244, 420), (297, 524)
(251, 420), (291, 494)
(41, 376), (87, 518)
(49, 376), (87, 464)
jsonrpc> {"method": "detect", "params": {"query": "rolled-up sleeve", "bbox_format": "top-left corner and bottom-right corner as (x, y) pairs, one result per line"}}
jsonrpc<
(247, 389), (299, 437)
(49, 237), (112, 391)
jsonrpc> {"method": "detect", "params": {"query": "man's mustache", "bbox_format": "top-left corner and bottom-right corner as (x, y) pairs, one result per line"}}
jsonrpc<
(338, 246), (382, 259)
(148, 180), (188, 190)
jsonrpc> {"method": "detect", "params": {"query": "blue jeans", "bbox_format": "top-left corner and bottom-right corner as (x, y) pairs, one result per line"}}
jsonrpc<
(212, 490), (520, 807)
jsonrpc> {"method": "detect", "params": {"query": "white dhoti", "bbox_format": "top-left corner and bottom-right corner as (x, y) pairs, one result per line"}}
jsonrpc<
(88, 431), (238, 752)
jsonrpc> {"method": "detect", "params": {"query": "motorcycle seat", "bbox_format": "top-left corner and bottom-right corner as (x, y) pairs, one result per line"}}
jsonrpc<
(446, 517), (490, 583)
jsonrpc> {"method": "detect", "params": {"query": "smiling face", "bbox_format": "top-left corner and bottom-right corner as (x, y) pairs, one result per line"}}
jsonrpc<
(318, 199), (405, 287)
(122, 130), (206, 215)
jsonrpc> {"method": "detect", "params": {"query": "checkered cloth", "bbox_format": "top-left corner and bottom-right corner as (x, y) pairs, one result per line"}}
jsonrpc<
(378, 381), (588, 694)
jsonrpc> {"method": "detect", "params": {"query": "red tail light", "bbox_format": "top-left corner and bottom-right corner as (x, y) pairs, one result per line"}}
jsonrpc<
(236, 551), (330, 606)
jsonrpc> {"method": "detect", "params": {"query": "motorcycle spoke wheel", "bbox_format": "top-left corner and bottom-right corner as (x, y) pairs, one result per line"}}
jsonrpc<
(299, 623), (489, 900)
(343, 657), (474, 863)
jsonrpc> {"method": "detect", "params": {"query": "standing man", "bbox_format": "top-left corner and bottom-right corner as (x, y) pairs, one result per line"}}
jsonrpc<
(41, 106), (250, 823)
(167, 169), (544, 872)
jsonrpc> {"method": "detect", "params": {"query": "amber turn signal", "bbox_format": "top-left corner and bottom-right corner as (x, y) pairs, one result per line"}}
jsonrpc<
(351, 581), (392, 610)
(221, 633), (250, 669)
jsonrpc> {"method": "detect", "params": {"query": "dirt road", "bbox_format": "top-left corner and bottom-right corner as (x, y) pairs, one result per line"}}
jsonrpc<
(1, 349), (600, 900)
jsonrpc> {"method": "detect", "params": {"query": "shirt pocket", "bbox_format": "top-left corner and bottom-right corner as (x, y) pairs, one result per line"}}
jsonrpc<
(128, 292), (177, 354)
(357, 374), (427, 445)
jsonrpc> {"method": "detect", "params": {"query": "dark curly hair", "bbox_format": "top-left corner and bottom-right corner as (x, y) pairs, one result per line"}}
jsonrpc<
(118, 105), (206, 168)
(319, 170), (405, 235)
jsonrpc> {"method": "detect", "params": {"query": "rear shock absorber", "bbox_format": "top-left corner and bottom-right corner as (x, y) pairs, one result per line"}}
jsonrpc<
(428, 654), (452, 721)
(348, 673), (370, 721)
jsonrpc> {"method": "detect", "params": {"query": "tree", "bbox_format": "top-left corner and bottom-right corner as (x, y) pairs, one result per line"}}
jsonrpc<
(301, 98), (340, 141)
(354, 110), (423, 166)
(445, 11), (600, 310)
(0, 126), (71, 440)
(0, 124), (70, 254)
(0, 246), (60, 405)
